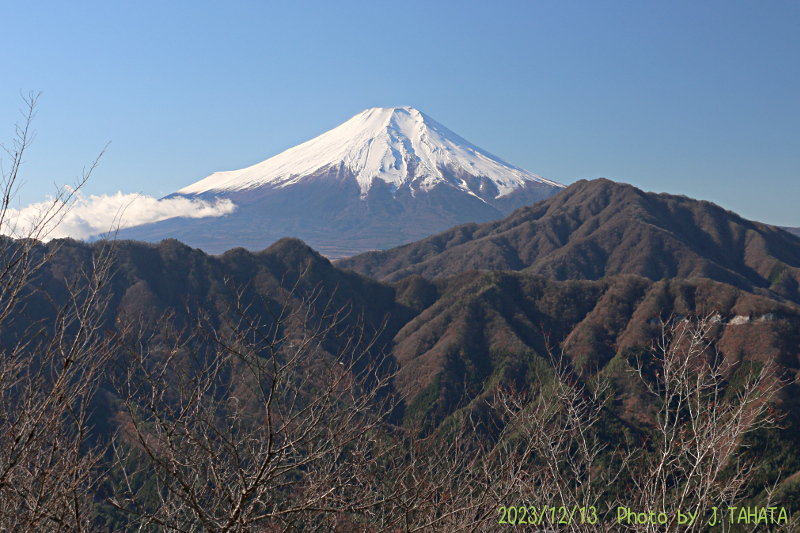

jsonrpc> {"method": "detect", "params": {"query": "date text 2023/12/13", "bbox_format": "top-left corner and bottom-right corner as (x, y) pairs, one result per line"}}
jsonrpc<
(496, 505), (790, 528)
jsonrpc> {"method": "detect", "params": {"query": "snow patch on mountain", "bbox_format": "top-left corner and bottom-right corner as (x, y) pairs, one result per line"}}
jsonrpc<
(177, 107), (562, 198)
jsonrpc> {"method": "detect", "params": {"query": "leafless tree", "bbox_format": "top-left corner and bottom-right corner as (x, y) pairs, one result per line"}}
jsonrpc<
(436, 353), (610, 532)
(620, 314), (790, 532)
(0, 92), (105, 301)
(346, 412), (511, 532)
(487, 353), (614, 532)
(106, 267), (399, 532)
(107, 291), (794, 533)
(0, 93), (116, 531)
(364, 314), (791, 533)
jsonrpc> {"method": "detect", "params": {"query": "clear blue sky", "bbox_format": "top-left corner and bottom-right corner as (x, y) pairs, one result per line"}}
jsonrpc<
(2, 0), (799, 226)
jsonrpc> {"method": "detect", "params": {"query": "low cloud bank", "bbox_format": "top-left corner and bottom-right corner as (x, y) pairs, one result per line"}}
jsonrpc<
(2, 192), (237, 241)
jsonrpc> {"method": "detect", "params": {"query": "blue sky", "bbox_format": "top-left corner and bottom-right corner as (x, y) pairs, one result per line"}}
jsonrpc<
(2, 0), (799, 227)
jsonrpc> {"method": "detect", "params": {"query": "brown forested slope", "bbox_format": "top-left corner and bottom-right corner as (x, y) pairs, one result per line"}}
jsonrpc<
(391, 270), (800, 426)
(336, 179), (800, 304)
(25, 237), (799, 434)
(7, 218), (800, 528)
(23, 236), (798, 427)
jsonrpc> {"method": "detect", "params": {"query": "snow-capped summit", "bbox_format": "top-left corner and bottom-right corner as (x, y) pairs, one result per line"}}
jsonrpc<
(178, 107), (561, 199)
(122, 107), (565, 258)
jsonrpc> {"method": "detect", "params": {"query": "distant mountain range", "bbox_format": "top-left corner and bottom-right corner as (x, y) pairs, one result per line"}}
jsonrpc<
(337, 178), (800, 305)
(783, 226), (800, 238)
(118, 107), (563, 257)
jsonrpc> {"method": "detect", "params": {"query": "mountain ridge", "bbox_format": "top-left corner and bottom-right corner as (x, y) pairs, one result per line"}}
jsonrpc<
(782, 226), (800, 238)
(38, 236), (800, 438)
(335, 178), (800, 304)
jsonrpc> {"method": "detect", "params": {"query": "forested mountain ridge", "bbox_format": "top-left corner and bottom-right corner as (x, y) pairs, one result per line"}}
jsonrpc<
(20, 235), (800, 426)
(6, 220), (800, 528)
(21, 235), (799, 429)
(17, 236), (408, 364)
(336, 179), (800, 306)
(394, 270), (800, 424)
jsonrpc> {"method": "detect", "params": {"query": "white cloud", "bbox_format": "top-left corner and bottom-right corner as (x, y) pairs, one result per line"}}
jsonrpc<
(1, 192), (237, 241)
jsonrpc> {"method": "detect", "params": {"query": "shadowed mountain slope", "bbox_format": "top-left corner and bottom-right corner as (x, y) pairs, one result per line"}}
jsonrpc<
(10, 237), (408, 374)
(336, 179), (800, 304)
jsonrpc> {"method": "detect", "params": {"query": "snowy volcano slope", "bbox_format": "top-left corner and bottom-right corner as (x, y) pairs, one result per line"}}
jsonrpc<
(120, 107), (565, 258)
(177, 107), (561, 199)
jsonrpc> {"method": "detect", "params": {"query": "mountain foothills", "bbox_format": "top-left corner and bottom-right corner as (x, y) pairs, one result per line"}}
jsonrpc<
(7, 177), (800, 528)
(22, 184), (800, 495)
(23, 231), (800, 428)
(337, 179), (800, 304)
(117, 107), (563, 258)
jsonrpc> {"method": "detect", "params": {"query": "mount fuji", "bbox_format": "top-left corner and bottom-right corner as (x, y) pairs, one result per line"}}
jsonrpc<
(118, 107), (564, 257)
